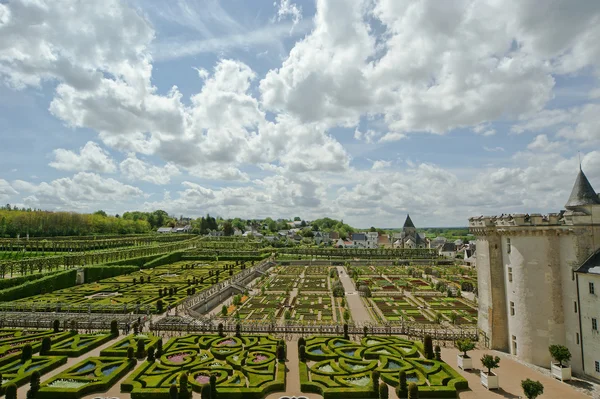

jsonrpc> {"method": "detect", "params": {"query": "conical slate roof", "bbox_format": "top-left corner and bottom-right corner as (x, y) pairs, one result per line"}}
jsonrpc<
(403, 214), (415, 228)
(565, 169), (600, 208)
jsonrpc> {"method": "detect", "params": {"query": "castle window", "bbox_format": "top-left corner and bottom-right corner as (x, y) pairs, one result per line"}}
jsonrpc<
(507, 238), (511, 254)
(590, 282), (595, 295)
(508, 267), (513, 283)
(511, 335), (517, 355)
(576, 332), (580, 345)
(510, 301), (515, 316)
(574, 301), (578, 313)
(593, 318), (598, 331)
(596, 361), (600, 373)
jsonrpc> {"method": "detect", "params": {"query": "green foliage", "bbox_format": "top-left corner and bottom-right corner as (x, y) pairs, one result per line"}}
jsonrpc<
(0, 270), (76, 302)
(521, 379), (544, 399)
(5, 383), (17, 399)
(299, 345), (306, 362)
(83, 266), (139, 283)
(423, 336), (434, 360)
(298, 337), (306, 348)
(372, 370), (380, 393)
(27, 370), (41, 399)
(21, 344), (33, 362)
(434, 345), (441, 361)
(200, 383), (211, 399)
(455, 339), (475, 357)
(147, 346), (155, 362)
(379, 382), (388, 399)
(178, 372), (190, 399)
(127, 347), (135, 360)
(170, 384), (179, 399)
(221, 305), (228, 316)
(136, 339), (146, 358)
(218, 323), (224, 337)
(549, 344), (571, 366)
(40, 337), (51, 355)
(110, 320), (119, 336)
(53, 320), (60, 333)
(407, 382), (419, 399)
(209, 374), (217, 399)
(398, 370), (407, 397)
(480, 354), (500, 374)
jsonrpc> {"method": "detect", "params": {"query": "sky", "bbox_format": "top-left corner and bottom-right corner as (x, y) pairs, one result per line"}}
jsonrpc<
(1, 0), (600, 228)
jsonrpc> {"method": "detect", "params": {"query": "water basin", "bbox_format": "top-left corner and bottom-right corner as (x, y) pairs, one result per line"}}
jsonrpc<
(101, 365), (119, 376)
(318, 365), (334, 373)
(75, 363), (95, 373)
(347, 376), (370, 386)
(310, 348), (324, 355)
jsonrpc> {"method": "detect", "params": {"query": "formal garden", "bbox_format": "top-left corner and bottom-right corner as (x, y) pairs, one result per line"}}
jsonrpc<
(122, 334), (286, 399)
(299, 335), (467, 398)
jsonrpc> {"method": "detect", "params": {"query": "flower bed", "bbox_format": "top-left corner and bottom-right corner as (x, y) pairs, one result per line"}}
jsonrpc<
(37, 357), (135, 399)
(121, 334), (286, 399)
(300, 336), (467, 399)
(0, 356), (67, 393)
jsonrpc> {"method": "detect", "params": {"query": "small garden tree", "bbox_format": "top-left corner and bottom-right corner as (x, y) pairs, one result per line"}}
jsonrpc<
(178, 372), (189, 399)
(284, 310), (291, 320)
(110, 320), (119, 336)
(52, 319), (60, 333)
(5, 383), (17, 399)
(156, 339), (163, 358)
(434, 345), (441, 361)
(363, 325), (369, 338)
(221, 305), (227, 316)
(127, 346), (135, 360)
(397, 370), (408, 398)
(343, 323), (349, 340)
(40, 337), (51, 355)
(480, 354), (500, 375)
(298, 337), (306, 348)
(549, 344), (571, 367)
(371, 371), (380, 393)
(209, 373), (217, 399)
(235, 323), (241, 338)
(136, 338), (146, 358)
(521, 379), (544, 399)
(455, 338), (475, 358)
(407, 382), (419, 399)
(343, 310), (350, 322)
(21, 343), (33, 362)
(217, 323), (224, 337)
(423, 335), (434, 359)
(147, 346), (155, 362)
(379, 382), (389, 399)
(200, 383), (211, 399)
(157, 299), (164, 313)
(27, 370), (41, 399)
(299, 345), (306, 362)
(277, 343), (286, 361)
(169, 383), (178, 399)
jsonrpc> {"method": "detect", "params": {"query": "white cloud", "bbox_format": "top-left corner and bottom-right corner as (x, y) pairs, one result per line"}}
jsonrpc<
(0, 179), (18, 201)
(527, 134), (562, 152)
(50, 142), (116, 173)
(12, 173), (143, 210)
(483, 146), (505, 152)
(119, 155), (180, 185)
(372, 160), (392, 170)
(274, 0), (303, 28)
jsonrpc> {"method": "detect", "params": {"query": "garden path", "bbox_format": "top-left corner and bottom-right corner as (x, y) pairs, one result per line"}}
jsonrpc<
(336, 266), (372, 324)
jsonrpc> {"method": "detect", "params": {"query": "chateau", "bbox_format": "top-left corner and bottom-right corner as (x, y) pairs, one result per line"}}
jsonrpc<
(470, 168), (600, 380)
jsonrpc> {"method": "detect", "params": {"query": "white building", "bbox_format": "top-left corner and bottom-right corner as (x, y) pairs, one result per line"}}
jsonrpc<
(471, 168), (600, 380)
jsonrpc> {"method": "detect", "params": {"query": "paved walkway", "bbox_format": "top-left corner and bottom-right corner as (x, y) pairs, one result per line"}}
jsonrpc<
(336, 266), (372, 324)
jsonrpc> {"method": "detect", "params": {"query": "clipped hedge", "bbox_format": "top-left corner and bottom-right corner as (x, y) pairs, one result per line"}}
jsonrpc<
(47, 333), (116, 357)
(0, 356), (67, 394)
(104, 253), (163, 267)
(0, 270), (62, 290)
(100, 334), (159, 357)
(0, 270), (76, 301)
(83, 266), (139, 283)
(141, 252), (184, 269)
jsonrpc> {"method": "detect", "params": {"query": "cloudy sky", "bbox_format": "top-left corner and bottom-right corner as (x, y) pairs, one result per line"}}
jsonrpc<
(1, 0), (599, 227)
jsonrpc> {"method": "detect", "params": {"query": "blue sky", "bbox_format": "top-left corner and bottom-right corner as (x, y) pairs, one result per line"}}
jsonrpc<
(1, 0), (599, 227)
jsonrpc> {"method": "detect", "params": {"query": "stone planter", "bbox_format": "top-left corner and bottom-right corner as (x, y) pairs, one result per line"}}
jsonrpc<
(457, 354), (472, 370)
(480, 371), (499, 389)
(551, 362), (572, 381)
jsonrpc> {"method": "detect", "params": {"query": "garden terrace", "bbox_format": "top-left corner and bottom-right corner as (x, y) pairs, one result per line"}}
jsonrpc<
(235, 294), (289, 323)
(276, 248), (440, 259)
(369, 296), (432, 324)
(299, 276), (329, 292)
(291, 293), (335, 324)
(300, 336), (467, 399)
(37, 356), (135, 399)
(121, 334), (285, 399)
(260, 275), (298, 292)
(0, 311), (145, 330)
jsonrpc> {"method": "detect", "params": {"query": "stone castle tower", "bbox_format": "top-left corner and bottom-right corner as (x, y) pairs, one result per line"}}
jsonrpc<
(470, 168), (600, 378)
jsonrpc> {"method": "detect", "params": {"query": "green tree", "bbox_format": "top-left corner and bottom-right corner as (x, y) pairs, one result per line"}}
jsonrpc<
(521, 379), (544, 399)
(455, 339), (475, 358)
(480, 354), (500, 375)
(379, 382), (389, 399)
(407, 382), (419, 398)
(549, 344), (571, 367)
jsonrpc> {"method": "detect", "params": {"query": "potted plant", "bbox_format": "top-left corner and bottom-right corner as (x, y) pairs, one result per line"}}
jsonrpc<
(549, 344), (572, 381)
(480, 354), (500, 389)
(521, 379), (544, 399)
(455, 338), (475, 370)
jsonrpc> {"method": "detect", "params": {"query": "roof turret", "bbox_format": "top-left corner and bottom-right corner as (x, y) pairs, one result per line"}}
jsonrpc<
(565, 168), (600, 209)
(403, 214), (415, 228)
